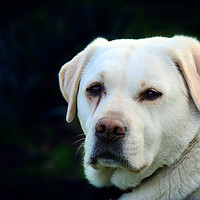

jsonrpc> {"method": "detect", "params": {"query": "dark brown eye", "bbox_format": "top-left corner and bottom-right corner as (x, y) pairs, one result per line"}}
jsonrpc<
(87, 84), (102, 96)
(139, 89), (162, 101)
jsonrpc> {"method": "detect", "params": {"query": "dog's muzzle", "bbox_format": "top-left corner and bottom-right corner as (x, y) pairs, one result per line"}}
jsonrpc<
(88, 118), (146, 173)
(88, 117), (128, 169)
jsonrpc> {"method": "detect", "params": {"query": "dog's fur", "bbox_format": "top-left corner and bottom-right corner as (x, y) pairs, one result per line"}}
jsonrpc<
(59, 36), (200, 199)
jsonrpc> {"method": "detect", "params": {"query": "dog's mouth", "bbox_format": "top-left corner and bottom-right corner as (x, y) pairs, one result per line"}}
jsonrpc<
(90, 151), (122, 169)
(89, 151), (122, 170)
(98, 151), (119, 160)
(98, 151), (122, 166)
(89, 151), (146, 174)
(89, 151), (146, 173)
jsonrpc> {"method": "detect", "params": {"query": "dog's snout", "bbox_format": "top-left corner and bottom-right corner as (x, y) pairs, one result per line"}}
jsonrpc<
(95, 117), (126, 143)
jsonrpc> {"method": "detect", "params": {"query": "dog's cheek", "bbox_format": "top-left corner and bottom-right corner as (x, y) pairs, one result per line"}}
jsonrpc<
(143, 116), (163, 163)
(124, 111), (154, 166)
(122, 107), (163, 173)
(77, 91), (92, 134)
(151, 93), (196, 165)
(84, 130), (96, 162)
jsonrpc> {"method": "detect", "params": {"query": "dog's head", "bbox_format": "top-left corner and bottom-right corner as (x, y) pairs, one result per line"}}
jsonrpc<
(59, 36), (200, 189)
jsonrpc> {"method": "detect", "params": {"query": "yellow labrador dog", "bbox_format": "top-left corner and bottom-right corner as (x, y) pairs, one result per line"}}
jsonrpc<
(59, 36), (200, 200)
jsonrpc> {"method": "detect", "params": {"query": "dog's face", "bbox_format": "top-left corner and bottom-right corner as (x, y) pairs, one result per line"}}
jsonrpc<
(59, 36), (200, 190)
(77, 44), (195, 189)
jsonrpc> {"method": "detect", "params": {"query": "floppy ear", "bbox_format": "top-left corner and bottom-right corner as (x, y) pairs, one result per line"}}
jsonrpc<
(59, 38), (108, 123)
(169, 36), (200, 111)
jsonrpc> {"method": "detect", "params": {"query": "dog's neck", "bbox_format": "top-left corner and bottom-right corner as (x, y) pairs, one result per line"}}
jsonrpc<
(159, 133), (199, 175)
(181, 133), (199, 158)
(122, 133), (200, 200)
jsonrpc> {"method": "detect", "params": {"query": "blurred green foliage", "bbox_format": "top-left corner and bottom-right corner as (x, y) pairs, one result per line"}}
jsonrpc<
(1, 0), (200, 199)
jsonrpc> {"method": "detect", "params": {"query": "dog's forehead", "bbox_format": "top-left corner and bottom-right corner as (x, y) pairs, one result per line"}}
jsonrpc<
(83, 43), (174, 84)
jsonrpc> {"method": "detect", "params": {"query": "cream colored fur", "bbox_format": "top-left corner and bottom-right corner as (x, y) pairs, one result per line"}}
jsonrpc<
(59, 36), (200, 199)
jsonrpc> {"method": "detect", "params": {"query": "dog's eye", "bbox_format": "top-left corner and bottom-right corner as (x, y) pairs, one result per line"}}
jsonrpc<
(87, 84), (102, 96)
(139, 89), (162, 101)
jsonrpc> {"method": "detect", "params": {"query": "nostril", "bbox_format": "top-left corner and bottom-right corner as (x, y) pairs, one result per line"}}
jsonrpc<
(114, 125), (125, 135)
(113, 127), (118, 135)
(96, 124), (106, 134)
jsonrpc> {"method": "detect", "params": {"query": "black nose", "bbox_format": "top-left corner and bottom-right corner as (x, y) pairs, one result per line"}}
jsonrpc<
(95, 117), (126, 143)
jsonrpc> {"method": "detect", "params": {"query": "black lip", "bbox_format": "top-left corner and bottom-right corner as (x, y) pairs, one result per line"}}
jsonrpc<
(90, 152), (146, 174)
(90, 151), (126, 167)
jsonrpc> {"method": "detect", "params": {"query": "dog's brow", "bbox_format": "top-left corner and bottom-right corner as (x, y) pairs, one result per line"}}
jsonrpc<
(99, 72), (105, 79)
(140, 81), (146, 88)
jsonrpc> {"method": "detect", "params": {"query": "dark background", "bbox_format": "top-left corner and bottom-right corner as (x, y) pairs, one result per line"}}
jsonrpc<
(1, 0), (200, 199)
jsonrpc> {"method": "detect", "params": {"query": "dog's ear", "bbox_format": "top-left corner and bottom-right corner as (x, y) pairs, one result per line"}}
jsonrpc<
(59, 38), (108, 123)
(169, 36), (200, 111)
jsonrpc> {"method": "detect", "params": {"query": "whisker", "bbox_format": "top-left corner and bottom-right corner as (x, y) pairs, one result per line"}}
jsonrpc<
(72, 138), (85, 146)
(74, 141), (85, 158)
(71, 133), (85, 146)
(71, 133), (86, 159)
(76, 133), (85, 137)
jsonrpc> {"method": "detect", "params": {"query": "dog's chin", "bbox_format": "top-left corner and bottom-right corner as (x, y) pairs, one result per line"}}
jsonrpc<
(96, 152), (123, 168)
(89, 151), (147, 174)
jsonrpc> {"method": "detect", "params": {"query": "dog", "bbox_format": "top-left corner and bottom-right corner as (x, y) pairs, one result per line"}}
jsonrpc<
(59, 36), (200, 200)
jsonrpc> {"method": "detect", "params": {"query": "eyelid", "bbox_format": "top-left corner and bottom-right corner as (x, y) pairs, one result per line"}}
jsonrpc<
(139, 87), (161, 95)
(138, 88), (163, 102)
(86, 82), (104, 96)
(86, 82), (102, 90)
